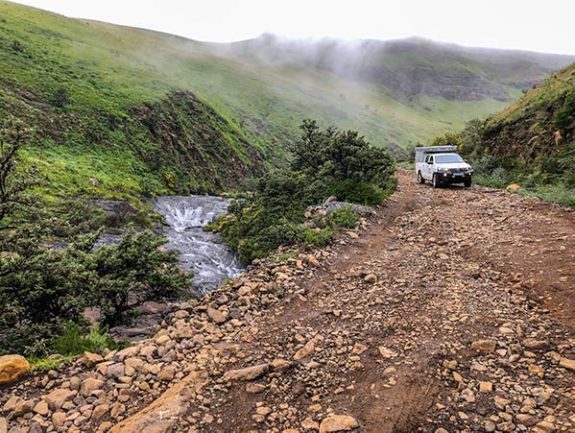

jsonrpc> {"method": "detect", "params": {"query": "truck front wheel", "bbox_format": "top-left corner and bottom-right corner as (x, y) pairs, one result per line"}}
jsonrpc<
(417, 171), (425, 184)
(432, 174), (440, 188)
(464, 177), (472, 188)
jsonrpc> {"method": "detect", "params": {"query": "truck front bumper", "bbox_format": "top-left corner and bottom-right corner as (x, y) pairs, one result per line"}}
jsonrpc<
(437, 172), (472, 184)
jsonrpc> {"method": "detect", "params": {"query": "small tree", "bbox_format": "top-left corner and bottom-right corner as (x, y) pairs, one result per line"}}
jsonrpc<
(430, 131), (463, 148)
(0, 119), (34, 226)
(89, 230), (192, 325)
(50, 87), (71, 108)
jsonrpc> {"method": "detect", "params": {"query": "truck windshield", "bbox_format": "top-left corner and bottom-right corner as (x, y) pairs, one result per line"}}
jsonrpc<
(435, 154), (464, 163)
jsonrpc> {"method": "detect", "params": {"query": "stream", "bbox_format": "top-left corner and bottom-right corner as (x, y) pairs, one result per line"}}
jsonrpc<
(105, 195), (243, 340)
(153, 195), (243, 294)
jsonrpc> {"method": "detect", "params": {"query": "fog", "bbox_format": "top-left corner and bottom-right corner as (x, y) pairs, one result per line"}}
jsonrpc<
(14, 0), (575, 55)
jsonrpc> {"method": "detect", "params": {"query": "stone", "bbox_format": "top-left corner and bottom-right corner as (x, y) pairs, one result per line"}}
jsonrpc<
(45, 388), (76, 411)
(155, 335), (171, 346)
(271, 358), (292, 371)
(246, 383), (266, 394)
(223, 363), (269, 382)
(378, 347), (397, 359)
(484, 420), (496, 432)
(79, 352), (104, 365)
(106, 363), (125, 379)
(471, 339), (496, 354)
(523, 338), (549, 351)
(81, 378), (104, 397)
(494, 395), (510, 410)
(11, 399), (34, 417)
(294, 336), (322, 361)
(516, 414), (537, 427)
(174, 310), (190, 319)
(307, 255), (320, 267)
(158, 366), (176, 382)
(364, 274), (377, 284)
(434, 429), (449, 433)
(479, 381), (493, 393)
(109, 370), (209, 433)
(92, 404), (110, 420)
(52, 411), (67, 428)
(319, 414), (359, 433)
(302, 417), (320, 430)
(0, 417), (6, 433)
(115, 345), (140, 360)
(559, 357), (575, 371)
(352, 343), (368, 355)
(461, 388), (475, 403)
(2, 396), (24, 413)
(0, 355), (30, 385)
(207, 307), (227, 324)
(535, 420), (556, 433)
(33, 400), (49, 416)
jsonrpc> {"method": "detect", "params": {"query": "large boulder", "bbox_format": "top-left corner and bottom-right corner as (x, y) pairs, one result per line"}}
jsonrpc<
(319, 414), (360, 433)
(0, 355), (30, 385)
(223, 364), (269, 382)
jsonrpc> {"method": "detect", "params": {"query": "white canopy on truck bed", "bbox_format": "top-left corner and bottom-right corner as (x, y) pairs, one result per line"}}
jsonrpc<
(414, 146), (457, 163)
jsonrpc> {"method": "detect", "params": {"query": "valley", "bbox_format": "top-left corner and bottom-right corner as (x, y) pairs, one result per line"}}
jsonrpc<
(0, 1), (574, 432)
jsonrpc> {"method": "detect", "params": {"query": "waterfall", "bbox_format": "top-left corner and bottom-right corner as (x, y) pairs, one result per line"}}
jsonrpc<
(154, 196), (243, 294)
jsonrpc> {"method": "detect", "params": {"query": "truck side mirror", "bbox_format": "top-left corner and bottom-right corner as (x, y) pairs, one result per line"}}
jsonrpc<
(427, 161), (433, 164)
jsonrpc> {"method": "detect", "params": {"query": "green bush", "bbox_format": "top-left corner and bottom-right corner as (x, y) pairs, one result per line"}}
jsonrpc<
(212, 120), (395, 263)
(50, 87), (71, 108)
(329, 207), (359, 228)
(553, 91), (575, 129)
(303, 227), (334, 246)
(52, 323), (121, 356)
(88, 230), (191, 325)
(0, 228), (191, 356)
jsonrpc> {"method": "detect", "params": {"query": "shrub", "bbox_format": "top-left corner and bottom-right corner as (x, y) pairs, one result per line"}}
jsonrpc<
(430, 131), (463, 148)
(88, 230), (192, 325)
(50, 87), (71, 108)
(329, 206), (359, 229)
(303, 227), (333, 246)
(212, 120), (395, 263)
(553, 91), (575, 129)
(0, 228), (191, 355)
(52, 323), (121, 356)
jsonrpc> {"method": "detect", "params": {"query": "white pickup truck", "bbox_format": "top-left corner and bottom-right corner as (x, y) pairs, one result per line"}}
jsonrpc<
(415, 146), (473, 188)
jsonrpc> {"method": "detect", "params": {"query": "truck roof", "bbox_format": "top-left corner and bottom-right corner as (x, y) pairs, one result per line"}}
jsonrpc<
(414, 145), (457, 152)
(414, 145), (458, 162)
(432, 153), (462, 157)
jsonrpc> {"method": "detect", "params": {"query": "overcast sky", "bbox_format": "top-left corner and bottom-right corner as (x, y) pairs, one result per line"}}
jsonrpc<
(13, 0), (575, 54)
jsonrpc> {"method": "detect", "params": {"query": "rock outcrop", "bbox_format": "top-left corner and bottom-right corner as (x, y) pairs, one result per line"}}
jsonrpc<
(0, 355), (30, 385)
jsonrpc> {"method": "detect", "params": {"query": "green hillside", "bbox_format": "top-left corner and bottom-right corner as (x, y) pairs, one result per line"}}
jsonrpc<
(0, 0), (573, 200)
(457, 63), (575, 206)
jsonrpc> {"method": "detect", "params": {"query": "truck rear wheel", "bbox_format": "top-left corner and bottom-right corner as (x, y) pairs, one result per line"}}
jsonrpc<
(417, 171), (425, 184)
(432, 174), (439, 188)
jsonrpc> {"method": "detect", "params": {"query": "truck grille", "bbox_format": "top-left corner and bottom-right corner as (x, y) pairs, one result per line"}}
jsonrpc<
(449, 168), (467, 173)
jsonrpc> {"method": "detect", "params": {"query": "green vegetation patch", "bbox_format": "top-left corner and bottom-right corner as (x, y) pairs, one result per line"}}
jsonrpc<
(209, 120), (395, 263)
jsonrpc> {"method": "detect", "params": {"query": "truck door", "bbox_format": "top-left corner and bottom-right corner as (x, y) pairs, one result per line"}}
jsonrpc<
(425, 155), (434, 180)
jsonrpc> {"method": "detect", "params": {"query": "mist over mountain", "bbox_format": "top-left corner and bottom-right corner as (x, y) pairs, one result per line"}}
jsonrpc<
(214, 33), (574, 101)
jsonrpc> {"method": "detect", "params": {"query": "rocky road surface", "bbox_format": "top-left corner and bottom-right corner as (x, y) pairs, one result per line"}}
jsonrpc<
(2, 170), (574, 433)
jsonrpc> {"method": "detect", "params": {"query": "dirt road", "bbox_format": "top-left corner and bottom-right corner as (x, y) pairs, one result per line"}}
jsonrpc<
(3, 170), (574, 433)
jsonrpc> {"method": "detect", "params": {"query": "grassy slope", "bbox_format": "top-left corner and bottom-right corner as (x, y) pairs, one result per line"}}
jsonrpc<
(0, 1), (572, 201)
(0, 1), (263, 201)
(464, 63), (575, 207)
